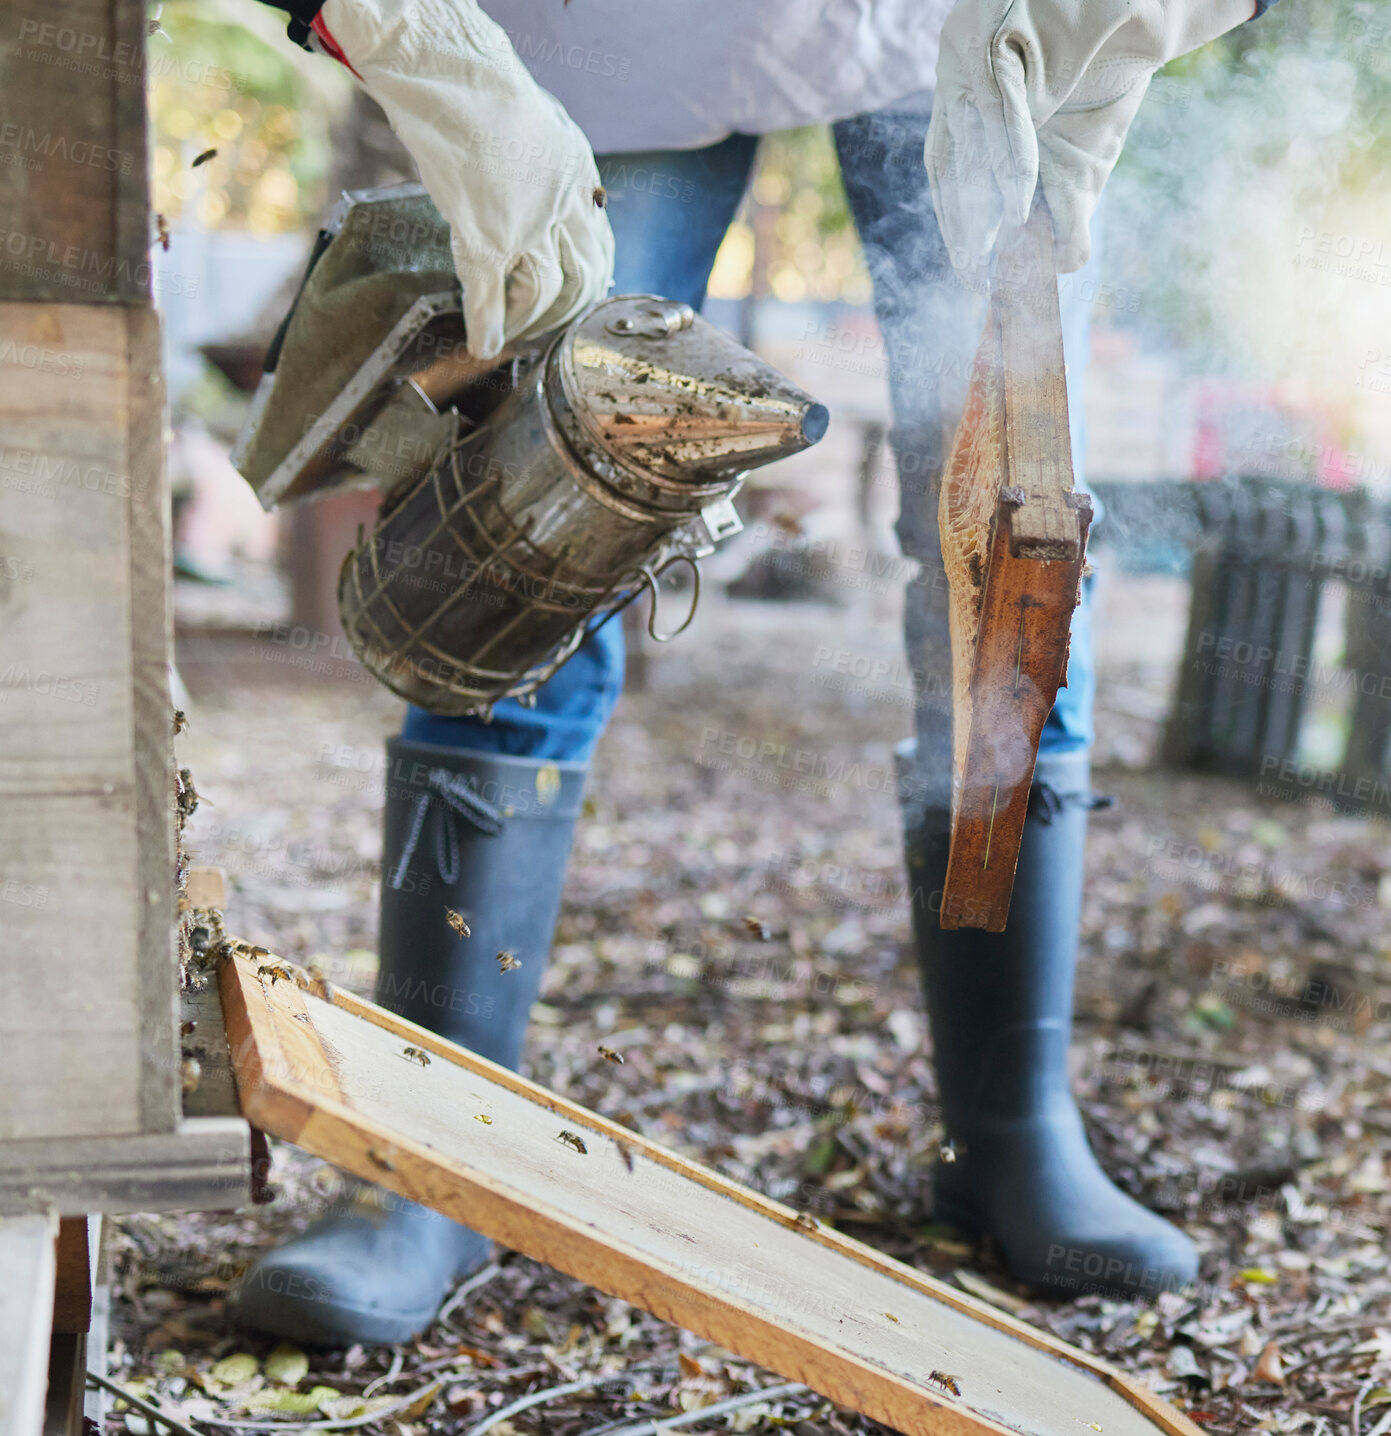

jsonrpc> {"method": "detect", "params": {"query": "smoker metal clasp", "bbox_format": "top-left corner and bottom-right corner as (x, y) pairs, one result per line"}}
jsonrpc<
(604, 301), (696, 340)
(699, 497), (743, 546)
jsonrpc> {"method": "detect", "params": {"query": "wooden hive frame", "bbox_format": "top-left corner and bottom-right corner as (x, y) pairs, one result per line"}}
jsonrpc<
(938, 199), (1093, 931)
(221, 949), (1200, 1436)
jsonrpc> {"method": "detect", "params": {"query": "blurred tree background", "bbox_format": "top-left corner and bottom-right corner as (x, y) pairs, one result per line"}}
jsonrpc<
(148, 0), (347, 233)
(148, 0), (1389, 453)
(1106, 0), (1391, 394)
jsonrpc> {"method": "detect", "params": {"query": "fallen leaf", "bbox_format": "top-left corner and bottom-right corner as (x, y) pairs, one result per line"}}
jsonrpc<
(208, 1353), (259, 1387)
(397, 1381), (442, 1420)
(244, 1388), (329, 1415)
(1167, 1345), (1204, 1381)
(264, 1343), (308, 1386)
(1251, 1342), (1284, 1384)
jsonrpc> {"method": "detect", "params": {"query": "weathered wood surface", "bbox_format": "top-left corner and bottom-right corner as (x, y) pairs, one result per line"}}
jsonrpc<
(51, 1217), (91, 1334)
(182, 870), (243, 1121)
(938, 200), (1091, 931)
(0, 1121), (251, 1217)
(222, 951), (1199, 1436)
(0, 1211), (57, 1436)
(0, 0), (150, 303)
(0, 302), (180, 1141)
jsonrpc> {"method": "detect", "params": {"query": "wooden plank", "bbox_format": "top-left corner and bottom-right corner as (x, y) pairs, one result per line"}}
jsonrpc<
(41, 1336), (85, 1436)
(51, 1219), (90, 1334)
(0, 1120), (251, 1216)
(184, 866), (227, 912)
(0, 301), (180, 1140)
(83, 1217), (110, 1433)
(180, 867), (243, 1120)
(0, 0), (150, 303)
(222, 951), (1199, 1436)
(0, 1211), (57, 1436)
(938, 199), (1090, 931)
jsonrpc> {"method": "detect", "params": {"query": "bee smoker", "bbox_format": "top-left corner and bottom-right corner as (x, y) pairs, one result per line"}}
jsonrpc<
(231, 184), (828, 716)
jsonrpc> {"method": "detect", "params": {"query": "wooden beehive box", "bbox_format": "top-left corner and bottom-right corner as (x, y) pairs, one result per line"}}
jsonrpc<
(0, 0), (250, 1215)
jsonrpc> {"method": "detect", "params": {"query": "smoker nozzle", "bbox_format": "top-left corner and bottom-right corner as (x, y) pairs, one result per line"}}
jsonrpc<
(551, 297), (829, 507)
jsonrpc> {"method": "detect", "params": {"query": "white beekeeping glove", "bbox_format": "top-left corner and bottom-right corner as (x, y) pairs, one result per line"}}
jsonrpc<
(313, 0), (614, 359)
(926, 0), (1260, 273)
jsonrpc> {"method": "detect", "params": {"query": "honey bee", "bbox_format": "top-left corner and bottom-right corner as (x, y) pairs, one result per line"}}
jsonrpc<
(475, 1114), (493, 1125)
(155, 213), (171, 252)
(180, 1056), (202, 1095)
(175, 768), (199, 820)
(597, 1045), (624, 1065)
(368, 1147), (397, 1172)
(402, 1046), (431, 1067)
(592, 185), (607, 209)
(192, 148), (218, 168)
(793, 1212), (820, 1233)
(743, 916), (771, 941)
(939, 1142), (959, 1165)
(927, 1372), (960, 1398)
(557, 1130), (588, 1155)
(257, 963), (292, 985)
(445, 907), (471, 938)
(172, 709), (188, 735)
(614, 1138), (634, 1173)
(496, 951), (522, 974)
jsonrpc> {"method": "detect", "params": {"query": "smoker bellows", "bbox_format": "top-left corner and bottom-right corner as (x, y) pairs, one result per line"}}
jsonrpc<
(231, 183), (828, 715)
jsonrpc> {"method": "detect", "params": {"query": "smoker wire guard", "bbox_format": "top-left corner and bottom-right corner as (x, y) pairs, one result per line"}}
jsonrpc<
(334, 334), (716, 722)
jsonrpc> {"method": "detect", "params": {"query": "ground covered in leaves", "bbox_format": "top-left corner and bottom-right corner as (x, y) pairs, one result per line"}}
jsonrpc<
(110, 571), (1391, 1436)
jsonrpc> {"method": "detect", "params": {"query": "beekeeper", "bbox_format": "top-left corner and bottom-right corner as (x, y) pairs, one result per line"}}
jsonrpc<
(236, 0), (1279, 1345)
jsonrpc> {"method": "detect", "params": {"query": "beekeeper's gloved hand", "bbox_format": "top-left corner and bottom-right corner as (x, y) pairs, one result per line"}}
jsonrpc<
(311, 0), (613, 359)
(926, 0), (1263, 274)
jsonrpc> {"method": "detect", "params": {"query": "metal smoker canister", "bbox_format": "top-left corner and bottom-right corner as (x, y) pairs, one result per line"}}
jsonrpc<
(337, 295), (829, 716)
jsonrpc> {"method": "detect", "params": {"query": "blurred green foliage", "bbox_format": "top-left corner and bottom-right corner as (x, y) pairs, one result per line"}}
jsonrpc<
(711, 127), (871, 304)
(148, 0), (340, 231)
(1109, 0), (1391, 360)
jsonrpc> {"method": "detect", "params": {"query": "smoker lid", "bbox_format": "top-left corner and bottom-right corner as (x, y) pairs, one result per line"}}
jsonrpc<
(552, 295), (828, 497)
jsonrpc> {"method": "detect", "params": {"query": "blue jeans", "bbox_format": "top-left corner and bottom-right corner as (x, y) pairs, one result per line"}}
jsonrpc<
(403, 117), (1095, 780)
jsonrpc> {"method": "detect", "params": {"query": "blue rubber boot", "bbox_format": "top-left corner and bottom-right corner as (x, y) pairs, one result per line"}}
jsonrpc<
(907, 749), (1198, 1300)
(234, 739), (586, 1345)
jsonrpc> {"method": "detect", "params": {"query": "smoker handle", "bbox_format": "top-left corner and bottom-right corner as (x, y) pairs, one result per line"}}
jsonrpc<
(639, 555), (702, 643)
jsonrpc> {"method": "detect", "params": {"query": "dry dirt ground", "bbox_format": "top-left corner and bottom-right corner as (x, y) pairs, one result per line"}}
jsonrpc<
(109, 569), (1391, 1436)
